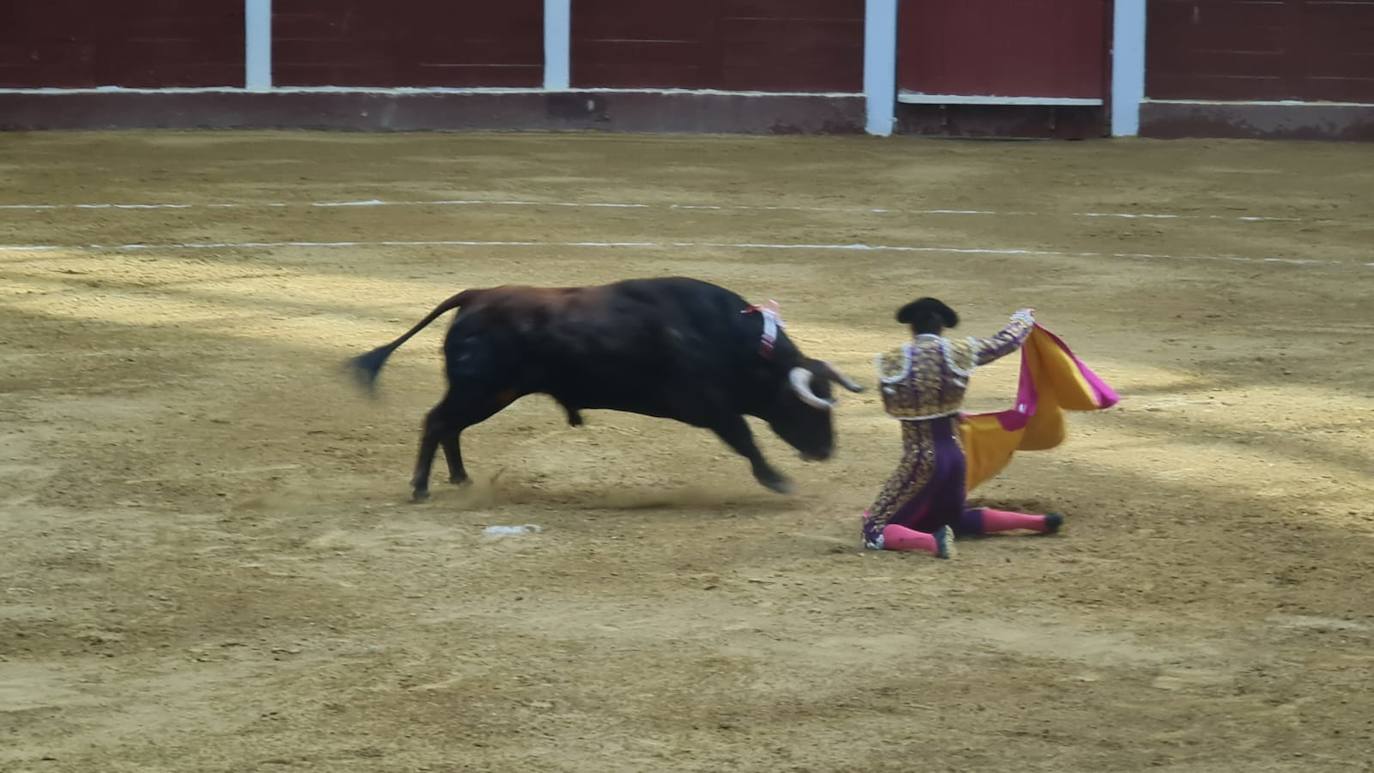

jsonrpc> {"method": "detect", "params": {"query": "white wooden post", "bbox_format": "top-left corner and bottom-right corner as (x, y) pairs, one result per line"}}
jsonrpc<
(1111, 0), (1147, 136)
(544, 0), (572, 90)
(245, 0), (272, 91)
(864, 0), (899, 136)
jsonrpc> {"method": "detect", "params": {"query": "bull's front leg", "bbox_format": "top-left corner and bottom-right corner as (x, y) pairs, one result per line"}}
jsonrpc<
(711, 414), (793, 495)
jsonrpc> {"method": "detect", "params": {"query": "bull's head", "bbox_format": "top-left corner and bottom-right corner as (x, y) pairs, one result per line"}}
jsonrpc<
(766, 359), (864, 462)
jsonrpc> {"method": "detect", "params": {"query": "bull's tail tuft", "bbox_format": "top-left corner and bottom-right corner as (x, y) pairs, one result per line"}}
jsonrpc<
(345, 344), (398, 396)
(342, 289), (474, 397)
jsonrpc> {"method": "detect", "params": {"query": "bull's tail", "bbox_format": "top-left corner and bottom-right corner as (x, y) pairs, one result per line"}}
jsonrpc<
(346, 290), (475, 394)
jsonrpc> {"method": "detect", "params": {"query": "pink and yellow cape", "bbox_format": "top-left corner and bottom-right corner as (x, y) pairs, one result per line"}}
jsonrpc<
(959, 325), (1119, 491)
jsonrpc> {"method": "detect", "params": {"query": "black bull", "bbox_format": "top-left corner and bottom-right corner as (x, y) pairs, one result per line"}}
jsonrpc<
(347, 277), (863, 500)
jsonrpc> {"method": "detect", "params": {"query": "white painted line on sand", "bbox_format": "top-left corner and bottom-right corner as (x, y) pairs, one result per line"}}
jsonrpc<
(0, 197), (1309, 223)
(0, 238), (1362, 270)
(0, 203), (197, 210)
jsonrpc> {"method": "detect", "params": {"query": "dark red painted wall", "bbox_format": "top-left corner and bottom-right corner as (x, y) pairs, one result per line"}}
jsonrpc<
(0, 1), (244, 88)
(572, 0), (864, 91)
(274, 0), (543, 87)
(1148, 0), (1374, 102)
(898, 0), (1109, 99)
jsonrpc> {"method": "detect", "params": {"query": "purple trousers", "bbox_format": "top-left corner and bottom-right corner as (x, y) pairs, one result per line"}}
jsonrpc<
(862, 416), (986, 544)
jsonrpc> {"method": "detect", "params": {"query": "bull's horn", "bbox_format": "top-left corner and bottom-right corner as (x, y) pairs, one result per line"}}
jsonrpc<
(821, 361), (864, 393)
(789, 367), (834, 410)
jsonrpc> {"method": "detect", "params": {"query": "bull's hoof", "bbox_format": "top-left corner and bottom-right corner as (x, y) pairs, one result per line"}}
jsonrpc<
(448, 475), (471, 486)
(758, 475), (795, 495)
(411, 489), (430, 503)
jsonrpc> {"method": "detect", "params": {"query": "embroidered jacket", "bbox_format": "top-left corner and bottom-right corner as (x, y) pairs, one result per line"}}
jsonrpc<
(877, 310), (1035, 421)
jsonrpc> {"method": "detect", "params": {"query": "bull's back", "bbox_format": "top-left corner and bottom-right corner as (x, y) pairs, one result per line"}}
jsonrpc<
(461, 277), (746, 347)
(446, 278), (756, 401)
(550, 278), (746, 377)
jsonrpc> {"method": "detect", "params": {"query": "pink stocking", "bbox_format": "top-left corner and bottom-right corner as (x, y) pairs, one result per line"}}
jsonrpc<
(977, 508), (1049, 533)
(880, 524), (939, 554)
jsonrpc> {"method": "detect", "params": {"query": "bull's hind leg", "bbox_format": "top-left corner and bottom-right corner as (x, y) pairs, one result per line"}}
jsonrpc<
(439, 436), (467, 485)
(711, 414), (793, 495)
(411, 403), (456, 501)
(410, 391), (512, 502)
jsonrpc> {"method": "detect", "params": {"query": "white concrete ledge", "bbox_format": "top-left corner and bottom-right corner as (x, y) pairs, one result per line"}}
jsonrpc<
(899, 92), (1103, 106)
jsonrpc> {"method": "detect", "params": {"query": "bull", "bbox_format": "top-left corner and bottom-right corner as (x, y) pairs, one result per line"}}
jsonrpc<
(347, 277), (862, 501)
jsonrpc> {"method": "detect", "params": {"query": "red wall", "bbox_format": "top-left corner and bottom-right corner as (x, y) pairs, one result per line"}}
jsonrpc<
(1148, 0), (1374, 102)
(898, 0), (1109, 99)
(572, 0), (864, 91)
(0, 1), (244, 88)
(273, 0), (543, 87)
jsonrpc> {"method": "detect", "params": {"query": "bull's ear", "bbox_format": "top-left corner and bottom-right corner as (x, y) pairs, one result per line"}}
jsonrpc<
(820, 361), (864, 393)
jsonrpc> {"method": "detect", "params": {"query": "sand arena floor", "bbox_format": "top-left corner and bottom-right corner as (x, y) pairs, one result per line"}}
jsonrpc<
(1, 131), (1372, 771)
